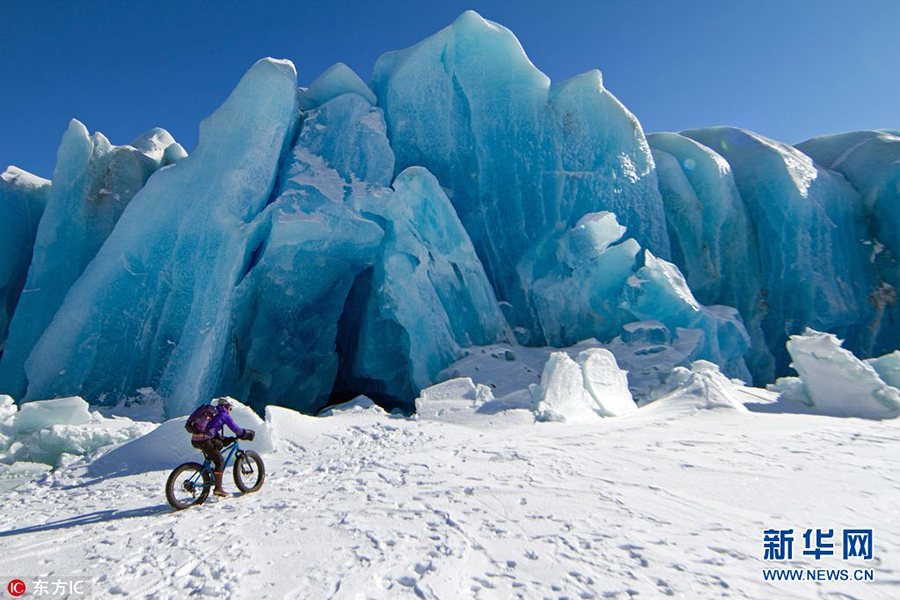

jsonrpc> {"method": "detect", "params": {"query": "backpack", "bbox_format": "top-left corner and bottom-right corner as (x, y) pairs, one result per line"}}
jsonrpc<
(185, 404), (218, 435)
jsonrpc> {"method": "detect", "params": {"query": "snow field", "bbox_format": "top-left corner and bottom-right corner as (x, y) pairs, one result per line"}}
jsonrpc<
(1, 395), (897, 599)
(0, 331), (897, 597)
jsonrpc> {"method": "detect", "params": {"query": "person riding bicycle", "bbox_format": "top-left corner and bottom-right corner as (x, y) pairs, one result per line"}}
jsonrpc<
(190, 398), (254, 497)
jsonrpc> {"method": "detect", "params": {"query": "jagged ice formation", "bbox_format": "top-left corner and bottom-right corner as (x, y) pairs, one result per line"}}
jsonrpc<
(0, 123), (185, 398)
(1, 11), (897, 416)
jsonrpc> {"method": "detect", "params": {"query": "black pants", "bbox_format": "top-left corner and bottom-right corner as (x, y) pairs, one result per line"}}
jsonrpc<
(192, 437), (225, 472)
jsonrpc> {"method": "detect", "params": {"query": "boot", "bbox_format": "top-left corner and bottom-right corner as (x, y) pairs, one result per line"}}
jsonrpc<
(213, 471), (228, 497)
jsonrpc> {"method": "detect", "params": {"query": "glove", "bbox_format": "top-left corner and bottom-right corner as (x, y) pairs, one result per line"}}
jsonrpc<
(241, 429), (255, 442)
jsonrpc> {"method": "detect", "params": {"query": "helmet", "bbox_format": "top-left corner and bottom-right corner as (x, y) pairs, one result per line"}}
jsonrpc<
(217, 398), (233, 411)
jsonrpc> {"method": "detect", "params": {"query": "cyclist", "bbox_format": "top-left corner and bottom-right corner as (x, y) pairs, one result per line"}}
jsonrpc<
(191, 398), (254, 497)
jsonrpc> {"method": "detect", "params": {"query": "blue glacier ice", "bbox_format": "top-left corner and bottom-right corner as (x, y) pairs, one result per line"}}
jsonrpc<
(622, 252), (750, 380)
(0, 123), (183, 397)
(646, 133), (759, 307)
(796, 130), (900, 357)
(796, 130), (900, 255)
(223, 81), (507, 412)
(0, 167), (49, 353)
(525, 210), (749, 379)
(371, 10), (669, 344)
(1, 12), (898, 418)
(220, 91), (390, 414)
(682, 127), (877, 376)
(527, 211), (641, 344)
(223, 83), (508, 412)
(19, 59), (300, 415)
(298, 62), (378, 110)
(647, 132), (770, 380)
(346, 166), (511, 402)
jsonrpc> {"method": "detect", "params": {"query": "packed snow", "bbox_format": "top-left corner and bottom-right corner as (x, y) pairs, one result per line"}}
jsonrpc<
(0, 370), (897, 598)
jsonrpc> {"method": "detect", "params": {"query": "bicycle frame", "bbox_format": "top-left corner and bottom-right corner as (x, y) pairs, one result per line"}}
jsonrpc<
(189, 441), (242, 488)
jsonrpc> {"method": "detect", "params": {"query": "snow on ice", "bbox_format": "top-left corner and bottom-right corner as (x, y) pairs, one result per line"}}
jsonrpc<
(0, 395), (153, 490)
(772, 328), (900, 419)
(532, 349), (636, 422)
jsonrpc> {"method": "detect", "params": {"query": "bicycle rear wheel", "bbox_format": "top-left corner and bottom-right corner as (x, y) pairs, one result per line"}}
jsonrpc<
(234, 450), (265, 493)
(166, 462), (212, 510)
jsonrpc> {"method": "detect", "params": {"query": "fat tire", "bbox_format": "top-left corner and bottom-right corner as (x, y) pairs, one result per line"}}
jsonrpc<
(234, 450), (265, 494)
(166, 462), (211, 510)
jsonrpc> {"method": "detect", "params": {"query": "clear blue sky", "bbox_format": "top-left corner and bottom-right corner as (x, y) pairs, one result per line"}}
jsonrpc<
(2, 0), (898, 178)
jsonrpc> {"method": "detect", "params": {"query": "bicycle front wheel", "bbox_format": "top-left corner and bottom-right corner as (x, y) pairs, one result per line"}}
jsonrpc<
(234, 450), (265, 493)
(166, 462), (211, 510)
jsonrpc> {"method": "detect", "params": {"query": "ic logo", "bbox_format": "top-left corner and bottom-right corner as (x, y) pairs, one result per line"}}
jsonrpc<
(7, 579), (26, 597)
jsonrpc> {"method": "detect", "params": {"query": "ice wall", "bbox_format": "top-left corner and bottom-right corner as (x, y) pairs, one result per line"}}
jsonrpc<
(1, 12), (898, 416)
(0, 167), (49, 353)
(0, 123), (183, 397)
(221, 85), (508, 413)
(221, 91), (390, 414)
(646, 133), (770, 380)
(796, 130), (900, 357)
(682, 127), (876, 376)
(20, 59), (300, 416)
(345, 167), (511, 402)
(371, 11), (668, 344)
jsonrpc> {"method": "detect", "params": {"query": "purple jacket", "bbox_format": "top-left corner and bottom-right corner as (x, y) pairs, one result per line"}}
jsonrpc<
(195, 405), (245, 441)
